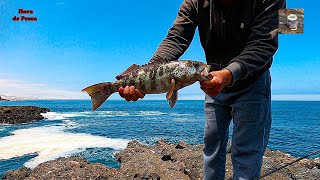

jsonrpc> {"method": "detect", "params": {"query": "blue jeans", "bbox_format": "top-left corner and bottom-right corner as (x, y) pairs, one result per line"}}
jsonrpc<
(203, 71), (272, 180)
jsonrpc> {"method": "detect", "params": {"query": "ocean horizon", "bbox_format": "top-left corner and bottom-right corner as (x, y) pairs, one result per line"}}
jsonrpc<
(0, 100), (319, 177)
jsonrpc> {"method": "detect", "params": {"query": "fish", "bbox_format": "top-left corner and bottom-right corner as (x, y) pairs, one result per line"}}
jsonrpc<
(82, 59), (211, 110)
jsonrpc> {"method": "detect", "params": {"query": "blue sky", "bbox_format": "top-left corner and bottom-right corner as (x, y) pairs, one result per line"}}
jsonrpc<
(0, 0), (319, 100)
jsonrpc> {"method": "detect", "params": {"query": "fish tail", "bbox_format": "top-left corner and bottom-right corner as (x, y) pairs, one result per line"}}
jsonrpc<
(82, 82), (116, 110)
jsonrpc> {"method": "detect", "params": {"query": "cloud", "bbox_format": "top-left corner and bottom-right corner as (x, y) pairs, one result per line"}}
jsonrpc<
(0, 78), (86, 99)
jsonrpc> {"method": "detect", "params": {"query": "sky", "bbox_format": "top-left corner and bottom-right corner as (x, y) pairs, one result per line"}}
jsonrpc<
(0, 0), (319, 100)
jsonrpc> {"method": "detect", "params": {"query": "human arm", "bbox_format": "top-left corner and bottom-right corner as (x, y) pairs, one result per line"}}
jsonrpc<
(120, 0), (198, 101)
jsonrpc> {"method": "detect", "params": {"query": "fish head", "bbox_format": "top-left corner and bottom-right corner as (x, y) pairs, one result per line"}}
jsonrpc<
(199, 63), (211, 80)
(197, 63), (211, 81)
(178, 61), (211, 82)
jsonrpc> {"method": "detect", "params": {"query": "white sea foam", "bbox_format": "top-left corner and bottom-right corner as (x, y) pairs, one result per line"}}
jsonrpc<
(136, 111), (167, 116)
(81, 110), (167, 117)
(42, 111), (173, 119)
(92, 111), (130, 117)
(0, 125), (129, 169)
(170, 113), (193, 117)
(47, 111), (131, 117)
(41, 112), (85, 120)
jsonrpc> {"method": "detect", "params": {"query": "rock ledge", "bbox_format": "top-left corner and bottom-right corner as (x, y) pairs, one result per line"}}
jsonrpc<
(3, 140), (320, 179)
(0, 106), (50, 124)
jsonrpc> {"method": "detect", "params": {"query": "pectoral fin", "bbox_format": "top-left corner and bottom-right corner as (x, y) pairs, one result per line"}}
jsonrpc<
(168, 90), (178, 108)
(166, 79), (175, 100)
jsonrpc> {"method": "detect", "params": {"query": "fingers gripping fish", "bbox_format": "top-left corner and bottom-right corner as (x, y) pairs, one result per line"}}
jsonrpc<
(82, 59), (211, 110)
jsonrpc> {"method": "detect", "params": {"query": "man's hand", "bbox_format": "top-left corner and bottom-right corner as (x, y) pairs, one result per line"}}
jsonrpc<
(119, 86), (145, 102)
(200, 69), (233, 97)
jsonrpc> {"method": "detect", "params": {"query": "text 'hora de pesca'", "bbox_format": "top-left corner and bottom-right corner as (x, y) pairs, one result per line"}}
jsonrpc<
(12, 9), (37, 22)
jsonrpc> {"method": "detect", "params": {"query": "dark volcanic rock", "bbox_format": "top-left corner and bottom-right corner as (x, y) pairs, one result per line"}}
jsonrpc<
(134, 172), (160, 180)
(3, 141), (320, 180)
(2, 157), (120, 180)
(0, 106), (50, 124)
(0, 96), (9, 101)
(3, 167), (31, 180)
(175, 141), (187, 149)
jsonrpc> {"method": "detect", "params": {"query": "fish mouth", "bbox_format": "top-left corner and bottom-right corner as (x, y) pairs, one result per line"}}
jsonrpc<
(198, 65), (211, 81)
(200, 65), (211, 77)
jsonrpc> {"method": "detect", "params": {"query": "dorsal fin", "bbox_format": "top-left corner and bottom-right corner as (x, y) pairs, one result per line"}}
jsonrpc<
(122, 64), (139, 74)
(115, 64), (139, 80)
(115, 58), (170, 80)
(148, 56), (170, 65)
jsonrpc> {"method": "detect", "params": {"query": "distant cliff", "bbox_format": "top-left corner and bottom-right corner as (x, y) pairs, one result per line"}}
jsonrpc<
(0, 106), (50, 124)
(0, 96), (9, 101)
(3, 140), (320, 179)
(0, 95), (36, 101)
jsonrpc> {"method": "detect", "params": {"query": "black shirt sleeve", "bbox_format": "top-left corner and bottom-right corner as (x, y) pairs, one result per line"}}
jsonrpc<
(150, 0), (198, 63)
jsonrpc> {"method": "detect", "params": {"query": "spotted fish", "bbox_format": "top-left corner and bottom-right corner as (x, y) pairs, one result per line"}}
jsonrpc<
(82, 59), (211, 110)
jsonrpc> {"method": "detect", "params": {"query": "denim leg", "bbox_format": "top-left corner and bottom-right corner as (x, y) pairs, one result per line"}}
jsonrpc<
(231, 71), (272, 180)
(203, 94), (232, 180)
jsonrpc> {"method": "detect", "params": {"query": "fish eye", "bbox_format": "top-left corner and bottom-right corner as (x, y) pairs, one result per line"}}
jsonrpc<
(194, 63), (199, 68)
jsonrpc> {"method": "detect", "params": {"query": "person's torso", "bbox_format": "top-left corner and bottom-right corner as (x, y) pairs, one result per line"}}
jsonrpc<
(197, 0), (260, 65)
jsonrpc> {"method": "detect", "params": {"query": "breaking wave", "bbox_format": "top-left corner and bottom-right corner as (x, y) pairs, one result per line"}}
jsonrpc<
(0, 110), (194, 169)
(136, 111), (167, 116)
(170, 113), (193, 117)
(80, 110), (167, 117)
(41, 112), (86, 120)
(41, 111), (172, 119)
(84, 111), (130, 117)
(0, 124), (129, 169)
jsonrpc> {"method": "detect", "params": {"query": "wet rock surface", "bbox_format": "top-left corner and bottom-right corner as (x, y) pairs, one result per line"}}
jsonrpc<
(3, 157), (120, 180)
(0, 106), (50, 124)
(3, 140), (320, 179)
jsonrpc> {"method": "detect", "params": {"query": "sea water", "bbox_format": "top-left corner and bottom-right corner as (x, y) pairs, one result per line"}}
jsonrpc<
(0, 100), (319, 177)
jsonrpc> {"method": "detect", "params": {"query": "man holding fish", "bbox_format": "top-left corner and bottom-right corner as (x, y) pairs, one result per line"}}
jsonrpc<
(83, 0), (286, 179)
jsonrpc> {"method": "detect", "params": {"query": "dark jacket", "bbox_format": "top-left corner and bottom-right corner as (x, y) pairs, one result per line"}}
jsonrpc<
(151, 0), (286, 92)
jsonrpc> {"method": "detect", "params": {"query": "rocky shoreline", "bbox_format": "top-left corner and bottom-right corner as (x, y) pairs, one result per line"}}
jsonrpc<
(0, 106), (50, 124)
(0, 96), (9, 101)
(3, 140), (320, 180)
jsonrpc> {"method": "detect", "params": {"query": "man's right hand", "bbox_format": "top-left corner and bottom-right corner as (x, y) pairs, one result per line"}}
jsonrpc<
(119, 86), (145, 102)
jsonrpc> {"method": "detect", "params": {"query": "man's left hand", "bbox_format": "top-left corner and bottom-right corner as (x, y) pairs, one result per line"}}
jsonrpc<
(200, 69), (233, 97)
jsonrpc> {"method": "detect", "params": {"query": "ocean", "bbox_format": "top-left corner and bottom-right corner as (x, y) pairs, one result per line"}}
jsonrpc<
(0, 100), (319, 177)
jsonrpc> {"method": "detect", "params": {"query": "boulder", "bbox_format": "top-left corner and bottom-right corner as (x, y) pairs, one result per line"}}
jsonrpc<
(0, 106), (50, 124)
